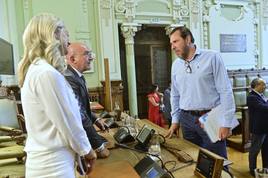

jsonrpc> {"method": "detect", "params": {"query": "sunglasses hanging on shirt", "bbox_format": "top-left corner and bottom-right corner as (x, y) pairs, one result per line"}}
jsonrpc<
(185, 61), (192, 73)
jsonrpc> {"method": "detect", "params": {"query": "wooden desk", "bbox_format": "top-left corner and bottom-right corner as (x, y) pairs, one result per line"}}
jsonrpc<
(88, 160), (139, 178)
(84, 119), (231, 178)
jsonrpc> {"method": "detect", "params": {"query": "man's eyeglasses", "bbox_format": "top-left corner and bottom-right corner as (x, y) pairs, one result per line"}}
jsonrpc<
(185, 62), (192, 73)
(75, 51), (95, 59)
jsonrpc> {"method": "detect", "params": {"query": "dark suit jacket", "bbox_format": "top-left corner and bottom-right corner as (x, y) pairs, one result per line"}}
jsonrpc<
(64, 65), (106, 149)
(64, 65), (97, 122)
(247, 90), (268, 134)
(163, 87), (172, 123)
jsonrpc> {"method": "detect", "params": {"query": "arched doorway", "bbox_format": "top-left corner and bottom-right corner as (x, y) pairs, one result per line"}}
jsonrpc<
(119, 25), (171, 118)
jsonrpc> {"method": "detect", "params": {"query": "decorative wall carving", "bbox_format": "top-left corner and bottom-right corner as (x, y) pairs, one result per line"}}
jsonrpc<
(115, 0), (126, 13)
(115, 0), (190, 24)
(172, 0), (190, 24)
(23, 0), (31, 25)
(172, 0), (182, 22)
(101, 0), (112, 9)
(180, 5), (189, 16)
(75, 0), (93, 72)
(202, 0), (212, 49)
(124, 0), (136, 22)
(254, 2), (260, 67)
(115, 0), (136, 22)
(101, 0), (112, 26)
(191, 0), (200, 28)
(23, 0), (29, 9)
(81, 0), (87, 13)
(191, 0), (199, 15)
(263, 0), (268, 29)
(247, 0), (261, 67)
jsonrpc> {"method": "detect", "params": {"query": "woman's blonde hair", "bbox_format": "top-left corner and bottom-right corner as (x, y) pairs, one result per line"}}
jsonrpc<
(18, 13), (66, 87)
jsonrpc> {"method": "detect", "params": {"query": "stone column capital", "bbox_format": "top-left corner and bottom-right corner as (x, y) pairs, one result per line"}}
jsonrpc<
(120, 23), (140, 44)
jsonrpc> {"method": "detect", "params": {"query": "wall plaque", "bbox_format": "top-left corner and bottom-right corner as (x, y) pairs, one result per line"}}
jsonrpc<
(220, 34), (247, 53)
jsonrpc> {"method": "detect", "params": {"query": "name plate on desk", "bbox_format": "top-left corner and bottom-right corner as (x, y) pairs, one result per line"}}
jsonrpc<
(194, 148), (224, 178)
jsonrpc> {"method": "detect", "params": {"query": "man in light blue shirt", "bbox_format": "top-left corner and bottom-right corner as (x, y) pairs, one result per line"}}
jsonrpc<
(166, 26), (235, 159)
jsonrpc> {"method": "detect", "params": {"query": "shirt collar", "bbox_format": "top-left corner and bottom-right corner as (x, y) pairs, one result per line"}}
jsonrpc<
(70, 65), (83, 77)
(180, 45), (201, 62)
(253, 89), (264, 96)
(189, 45), (200, 62)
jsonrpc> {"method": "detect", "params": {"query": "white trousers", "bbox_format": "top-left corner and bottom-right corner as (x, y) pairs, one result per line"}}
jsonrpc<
(26, 148), (75, 178)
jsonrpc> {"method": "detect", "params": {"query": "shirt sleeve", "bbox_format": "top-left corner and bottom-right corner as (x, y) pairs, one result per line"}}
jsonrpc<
(91, 112), (98, 123)
(212, 53), (236, 127)
(170, 61), (181, 124)
(36, 70), (91, 156)
(65, 75), (97, 123)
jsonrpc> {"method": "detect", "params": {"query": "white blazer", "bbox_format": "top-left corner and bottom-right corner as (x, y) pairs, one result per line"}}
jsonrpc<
(21, 59), (91, 155)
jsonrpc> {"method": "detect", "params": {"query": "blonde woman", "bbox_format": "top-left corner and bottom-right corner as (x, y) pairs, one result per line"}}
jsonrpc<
(18, 13), (96, 177)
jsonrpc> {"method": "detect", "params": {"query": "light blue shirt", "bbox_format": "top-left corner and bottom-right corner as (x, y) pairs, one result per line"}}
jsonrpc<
(170, 47), (235, 127)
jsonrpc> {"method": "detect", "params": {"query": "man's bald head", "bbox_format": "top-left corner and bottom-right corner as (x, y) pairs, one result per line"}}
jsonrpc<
(251, 78), (266, 94)
(66, 42), (94, 73)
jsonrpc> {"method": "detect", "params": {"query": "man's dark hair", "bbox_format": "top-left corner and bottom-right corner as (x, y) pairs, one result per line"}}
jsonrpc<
(169, 26), (195, 43)
(251, 78), (261, 89)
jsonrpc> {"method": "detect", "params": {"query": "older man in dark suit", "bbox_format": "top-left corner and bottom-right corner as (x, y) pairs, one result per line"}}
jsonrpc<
(247, 78), (268, 175)
(64, 42), (109, 158)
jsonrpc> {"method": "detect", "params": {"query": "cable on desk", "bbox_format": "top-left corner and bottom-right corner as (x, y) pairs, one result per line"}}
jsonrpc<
(156, 133), (166, 144)
(161, 144), (194, 163)
(163, 160), (177, 171)
(169, 161), (196, 172)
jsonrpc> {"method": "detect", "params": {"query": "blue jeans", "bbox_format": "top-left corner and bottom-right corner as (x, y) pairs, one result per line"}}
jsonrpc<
(179, 111), (227, 159)
(249, 133), (268, 172)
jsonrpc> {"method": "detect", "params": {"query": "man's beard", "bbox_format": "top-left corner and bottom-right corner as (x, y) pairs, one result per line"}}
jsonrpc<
(181, 45), (190, 60)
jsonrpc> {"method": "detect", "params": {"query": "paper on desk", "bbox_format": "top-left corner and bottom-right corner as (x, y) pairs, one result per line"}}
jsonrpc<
(199, 105), (239, 143)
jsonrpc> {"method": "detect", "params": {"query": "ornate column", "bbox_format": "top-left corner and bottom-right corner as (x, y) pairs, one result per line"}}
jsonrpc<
(121, 23), (139, 116)
(202, 0), (212, 49)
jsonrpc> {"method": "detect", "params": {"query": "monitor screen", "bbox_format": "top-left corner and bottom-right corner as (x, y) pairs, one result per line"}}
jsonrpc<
(137, 126), (151, 144)
(146, 167), (159, 178)
(196, 152), (214, 178)
(0, 38), (15, 75)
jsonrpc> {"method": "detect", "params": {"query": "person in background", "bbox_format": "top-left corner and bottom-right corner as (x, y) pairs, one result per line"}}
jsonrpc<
(163, 82), (172, 127)
(247, 78), (268, 176)
(18, 14), (96, 177)
(166, 26), (236, 159)
(147, 84), (166, 127)
(64, 42), (110, 158)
